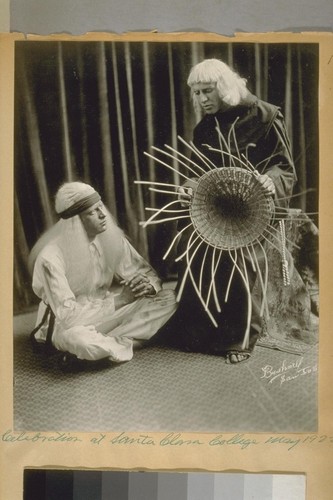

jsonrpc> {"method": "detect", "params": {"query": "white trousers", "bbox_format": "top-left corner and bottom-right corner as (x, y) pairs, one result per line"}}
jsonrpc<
(52, 289), (177, 362)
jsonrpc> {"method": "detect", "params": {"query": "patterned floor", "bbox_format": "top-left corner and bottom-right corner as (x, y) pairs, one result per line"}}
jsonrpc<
(14, 311), (318, 432)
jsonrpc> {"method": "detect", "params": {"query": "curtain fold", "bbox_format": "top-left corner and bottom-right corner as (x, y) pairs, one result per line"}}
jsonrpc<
(19, 58), (54, 229)
(14, 41), (319, 312)
(296, 46), (307, 212)
(76, 44), (90, 182)
(58, 42), (73, 181)
(96, 42), (118, 217)
(254, 43), (261, 99)
(167, 43), (179, 186)
(124, 42), (149, 258)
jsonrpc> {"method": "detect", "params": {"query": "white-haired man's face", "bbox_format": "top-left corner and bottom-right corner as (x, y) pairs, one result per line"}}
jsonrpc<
(192, 82), (225, 114)
(79, 201), (108, 241)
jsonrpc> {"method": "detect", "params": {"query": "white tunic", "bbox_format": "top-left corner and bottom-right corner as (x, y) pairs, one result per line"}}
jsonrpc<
(32, 237), (176, 361)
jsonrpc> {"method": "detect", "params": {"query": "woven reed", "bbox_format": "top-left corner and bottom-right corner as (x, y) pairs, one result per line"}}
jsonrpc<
(190, 167), (275, 250)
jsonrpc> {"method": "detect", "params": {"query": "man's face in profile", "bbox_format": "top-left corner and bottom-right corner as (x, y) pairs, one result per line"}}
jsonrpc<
(80, 201), (108, 240)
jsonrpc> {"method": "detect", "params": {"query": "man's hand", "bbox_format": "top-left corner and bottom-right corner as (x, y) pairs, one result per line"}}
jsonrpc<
(178, 186), (193, 207)
(177, 179), (198, 207)
(120, 274), (155, 298)
(256, 174), (276, 196)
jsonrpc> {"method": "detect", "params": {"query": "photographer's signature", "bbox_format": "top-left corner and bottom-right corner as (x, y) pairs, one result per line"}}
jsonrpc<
(261, 357), (317, 385)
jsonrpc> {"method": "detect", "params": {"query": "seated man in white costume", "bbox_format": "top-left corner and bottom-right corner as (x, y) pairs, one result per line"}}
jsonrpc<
(30, 181), (177, 363)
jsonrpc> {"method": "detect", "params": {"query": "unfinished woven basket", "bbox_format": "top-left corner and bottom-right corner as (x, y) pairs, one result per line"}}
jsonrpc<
(190, 167), (275, 250)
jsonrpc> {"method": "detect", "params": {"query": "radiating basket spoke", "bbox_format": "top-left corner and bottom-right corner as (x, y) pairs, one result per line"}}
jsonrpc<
(177, 135), (214, 171)
(137, 129), (313, 329)
(165, 143), (208, 176)
(141, 199), (189, 228)
(163, 222), (193, 260)
(151, 145), (202, 179)
(228, 248), (252, 349)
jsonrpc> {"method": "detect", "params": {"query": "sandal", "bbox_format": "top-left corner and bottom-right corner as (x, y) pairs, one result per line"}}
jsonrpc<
(225, 351), (250, 364)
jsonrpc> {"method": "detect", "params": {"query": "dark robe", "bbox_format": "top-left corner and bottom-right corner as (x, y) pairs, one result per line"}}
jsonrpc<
(151, 94), (297, 356)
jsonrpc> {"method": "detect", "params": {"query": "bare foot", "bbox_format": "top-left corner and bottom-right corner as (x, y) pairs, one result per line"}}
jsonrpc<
(226, 352), (250, 364)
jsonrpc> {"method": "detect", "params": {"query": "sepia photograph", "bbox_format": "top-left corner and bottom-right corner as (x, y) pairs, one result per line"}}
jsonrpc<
(13, 38), (319, 433)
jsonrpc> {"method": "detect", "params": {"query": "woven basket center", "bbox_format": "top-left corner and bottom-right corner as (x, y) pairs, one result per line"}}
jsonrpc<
(190, 167), (274, 250)
(209, 191), (251, 220)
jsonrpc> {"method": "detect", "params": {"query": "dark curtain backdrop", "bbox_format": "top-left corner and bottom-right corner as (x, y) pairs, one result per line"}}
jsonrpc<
(14, 41), (319, 313)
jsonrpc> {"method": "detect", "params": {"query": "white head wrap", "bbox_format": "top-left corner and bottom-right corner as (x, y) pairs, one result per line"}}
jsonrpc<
(55, 182), (101, 218)
(29, 182), (124, 295)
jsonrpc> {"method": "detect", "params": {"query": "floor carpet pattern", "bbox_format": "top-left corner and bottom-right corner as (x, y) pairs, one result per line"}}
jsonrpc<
(13, 312), (317, 433)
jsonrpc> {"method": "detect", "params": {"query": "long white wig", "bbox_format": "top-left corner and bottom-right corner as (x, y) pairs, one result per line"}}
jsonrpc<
(187, 59), (249, 111)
